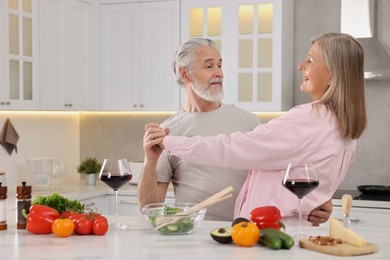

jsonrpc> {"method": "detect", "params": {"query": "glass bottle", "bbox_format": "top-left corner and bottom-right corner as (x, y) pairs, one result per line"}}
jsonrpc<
(0, 182), (7, 231)
(16, 182), (32, 229)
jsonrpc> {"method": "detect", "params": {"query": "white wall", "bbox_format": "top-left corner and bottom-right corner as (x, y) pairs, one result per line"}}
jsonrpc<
(0, 112), (80, 191)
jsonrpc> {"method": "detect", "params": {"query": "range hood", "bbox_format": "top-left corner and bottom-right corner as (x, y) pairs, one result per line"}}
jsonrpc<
(341, 0), (390, 80)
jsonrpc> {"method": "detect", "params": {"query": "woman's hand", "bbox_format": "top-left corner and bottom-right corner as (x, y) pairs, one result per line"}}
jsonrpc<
(143, 123), (169, 162)
(308, 199), (333, 226)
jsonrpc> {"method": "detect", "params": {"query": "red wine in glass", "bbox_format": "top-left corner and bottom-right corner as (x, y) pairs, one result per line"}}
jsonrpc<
(100, 173), (132, 191)
(282, 163), (319, 237)
(99, 159), (132, 230)
(283, 179), (319, 198)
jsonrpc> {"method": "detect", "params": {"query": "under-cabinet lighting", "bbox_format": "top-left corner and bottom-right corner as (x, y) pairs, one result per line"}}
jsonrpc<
(0, 111), (285, 119)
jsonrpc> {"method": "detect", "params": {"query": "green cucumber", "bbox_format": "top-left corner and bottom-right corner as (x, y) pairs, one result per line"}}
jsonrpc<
(259, 229), (283, 250)
(262, 228), (295, 249)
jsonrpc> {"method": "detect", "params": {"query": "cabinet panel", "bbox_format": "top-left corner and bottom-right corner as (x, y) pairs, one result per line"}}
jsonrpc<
(229, 0), (293, 111)
(112, 195), (176, 217)
(139, 2), (180, 111)
(115, 195), (143, 217)
(40, 0), (93, 110)
(0, 0), (39, 110)
(80, 195), (110, 215)
(100, 3), (139, 110)
(100, 1), (180, 111)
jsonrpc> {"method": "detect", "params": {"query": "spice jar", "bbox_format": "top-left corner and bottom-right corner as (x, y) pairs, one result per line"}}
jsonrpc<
(0, 172), (5, 185)
(0, 182), (7, 231)
(16, 182), (32, 229)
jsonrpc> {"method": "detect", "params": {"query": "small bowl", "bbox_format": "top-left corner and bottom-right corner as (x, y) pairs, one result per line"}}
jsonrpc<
(141, 202), (207, 235)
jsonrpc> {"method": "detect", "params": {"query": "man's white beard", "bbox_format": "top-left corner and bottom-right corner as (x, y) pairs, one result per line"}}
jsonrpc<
(191, 77), (224, 102)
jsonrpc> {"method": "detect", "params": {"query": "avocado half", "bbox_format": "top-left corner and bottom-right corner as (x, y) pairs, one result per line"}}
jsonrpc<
(210, 227), (233, 244)
(231, 217), (250, 227)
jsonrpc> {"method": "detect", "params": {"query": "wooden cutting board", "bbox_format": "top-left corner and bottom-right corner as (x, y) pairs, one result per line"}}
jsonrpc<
(299, 238), (378, 256)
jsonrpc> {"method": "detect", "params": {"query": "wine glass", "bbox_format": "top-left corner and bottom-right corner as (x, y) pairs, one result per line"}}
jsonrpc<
(282, 163), (319, 238)
(51, 162), (67, 192)
(99, 159), (132, 230)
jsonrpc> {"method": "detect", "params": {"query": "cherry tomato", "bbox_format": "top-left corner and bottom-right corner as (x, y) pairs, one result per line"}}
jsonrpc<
(75, 216), (94, 235)
(231, 221), (260, 247)
(60, 211), (79, 219)
(52, 218), (75, 238)
(92, 216), (109, 235)
(69, 213), (85, 223)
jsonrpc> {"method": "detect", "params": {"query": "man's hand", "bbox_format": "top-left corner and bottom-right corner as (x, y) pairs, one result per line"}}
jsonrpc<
(143, 123), (169, 162)
(308, 199), (333, 226)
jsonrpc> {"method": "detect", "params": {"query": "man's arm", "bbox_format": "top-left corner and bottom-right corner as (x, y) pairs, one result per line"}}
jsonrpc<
(137, 160), (169, 209)
(308, 199), (333, 226)
(138, 123), (170, 209)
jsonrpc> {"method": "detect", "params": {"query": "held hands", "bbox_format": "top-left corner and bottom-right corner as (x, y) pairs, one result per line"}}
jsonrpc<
(308, 199), (333, 226)
(143, 123), (169, 161)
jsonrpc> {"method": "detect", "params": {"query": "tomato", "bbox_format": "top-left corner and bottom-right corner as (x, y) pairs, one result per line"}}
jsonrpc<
(60, 211), (79, 219)
(52, 219), (75, 238)
(231, 221), (260, 247)
(75, 216), (94, 235)
(92, 216), (109, 236)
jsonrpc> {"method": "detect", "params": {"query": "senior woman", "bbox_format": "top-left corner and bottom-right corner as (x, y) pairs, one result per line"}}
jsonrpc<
(144, 33), (367, 221)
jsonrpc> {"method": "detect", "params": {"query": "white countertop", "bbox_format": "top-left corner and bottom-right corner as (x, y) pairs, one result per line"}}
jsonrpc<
(1, 215), (389, 259)
(2, 180), (390, 259)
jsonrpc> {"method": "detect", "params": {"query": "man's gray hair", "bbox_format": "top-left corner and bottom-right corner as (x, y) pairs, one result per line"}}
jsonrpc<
(173, 38), (216, 86)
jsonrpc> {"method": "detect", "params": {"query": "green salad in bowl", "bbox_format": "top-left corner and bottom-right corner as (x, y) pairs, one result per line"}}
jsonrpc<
(141, 203), (207, 235)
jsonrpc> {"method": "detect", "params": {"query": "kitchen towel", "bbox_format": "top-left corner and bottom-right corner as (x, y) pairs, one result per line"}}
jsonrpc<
(0, 118), (20, 155)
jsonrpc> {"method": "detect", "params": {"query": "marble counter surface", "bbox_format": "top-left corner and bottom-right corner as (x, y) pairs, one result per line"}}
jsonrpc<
(0, 216), (389, 260)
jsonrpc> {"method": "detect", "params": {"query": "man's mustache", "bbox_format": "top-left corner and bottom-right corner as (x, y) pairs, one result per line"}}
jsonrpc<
(209, 78), (223, 84)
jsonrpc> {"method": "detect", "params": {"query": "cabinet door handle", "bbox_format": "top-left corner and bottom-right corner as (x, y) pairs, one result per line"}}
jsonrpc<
(139, 104), (144, 108)
(133, 104), (137, 108)
(119, 200), (138, 205)
(5, 101), (10, 105)
(0, 101), (4, 105)
(84, 202), (96, 208)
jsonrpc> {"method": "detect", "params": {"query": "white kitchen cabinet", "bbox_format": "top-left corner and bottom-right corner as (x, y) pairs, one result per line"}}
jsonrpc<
(181, 0), (294, 111)
(114, 195), (143, 217)
(80, 194), (111, 215)
(39, 0), (95, 110)
(99, 0), (180, 111)
(0, 0), (40, 110)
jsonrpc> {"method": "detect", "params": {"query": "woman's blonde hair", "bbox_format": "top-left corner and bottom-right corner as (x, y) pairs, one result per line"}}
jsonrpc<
(312, 33), (367, 139)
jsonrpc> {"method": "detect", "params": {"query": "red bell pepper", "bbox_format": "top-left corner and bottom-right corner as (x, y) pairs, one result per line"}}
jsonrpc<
(249, 206), (285, 231)
(25, 205), (60, 234)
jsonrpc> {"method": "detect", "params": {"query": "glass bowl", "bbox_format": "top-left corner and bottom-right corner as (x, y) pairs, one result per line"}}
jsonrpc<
(141, 202), (207, 235)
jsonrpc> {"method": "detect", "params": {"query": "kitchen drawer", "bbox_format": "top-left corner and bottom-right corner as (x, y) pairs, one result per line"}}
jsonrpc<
(112, 195), (176, 217)
(80, 195), (110, 215)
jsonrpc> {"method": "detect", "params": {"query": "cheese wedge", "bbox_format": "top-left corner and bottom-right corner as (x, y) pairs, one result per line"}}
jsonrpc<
(329, 218), (366, 247)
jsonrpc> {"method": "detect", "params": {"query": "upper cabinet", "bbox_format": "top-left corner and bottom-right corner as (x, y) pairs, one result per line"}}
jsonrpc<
(1, 0), (293, 112)
(100, 0), (180, 111)
(181, 0), (294, 111)
(39, 0), (95, 110)
(0, 0), (40, 110)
